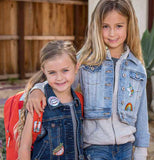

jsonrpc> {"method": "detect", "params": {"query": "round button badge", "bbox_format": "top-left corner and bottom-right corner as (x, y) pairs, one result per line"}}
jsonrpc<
(48, 96), (59, 106)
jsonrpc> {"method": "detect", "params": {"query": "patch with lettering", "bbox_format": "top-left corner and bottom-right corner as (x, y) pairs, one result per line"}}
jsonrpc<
(48, 96), (59, 106)
(53, 143), (64, 156)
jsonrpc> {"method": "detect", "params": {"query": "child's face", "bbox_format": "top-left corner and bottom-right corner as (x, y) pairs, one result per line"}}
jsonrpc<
(42, 53), (78, 95)
(102, 10), (127, 57)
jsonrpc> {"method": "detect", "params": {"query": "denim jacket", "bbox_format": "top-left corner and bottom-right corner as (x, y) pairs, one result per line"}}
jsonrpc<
(31, 84), (84, 160)
(77, 49), (150, 147)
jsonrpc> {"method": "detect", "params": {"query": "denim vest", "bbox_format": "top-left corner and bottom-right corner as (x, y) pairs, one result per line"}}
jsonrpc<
(31, 84), (84, 160)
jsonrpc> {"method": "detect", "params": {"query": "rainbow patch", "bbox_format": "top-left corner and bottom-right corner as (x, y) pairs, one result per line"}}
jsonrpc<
(125, 103), (133, 111)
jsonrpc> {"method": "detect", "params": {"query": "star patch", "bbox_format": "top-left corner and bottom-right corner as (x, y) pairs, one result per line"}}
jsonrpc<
(48, 96), (59, 106)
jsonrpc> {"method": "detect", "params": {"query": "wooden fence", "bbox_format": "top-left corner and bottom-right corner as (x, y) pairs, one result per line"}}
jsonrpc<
(0, 0), (88, 79)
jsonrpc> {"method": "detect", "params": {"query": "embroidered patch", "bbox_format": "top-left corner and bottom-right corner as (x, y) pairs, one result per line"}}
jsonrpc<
(33, 121), (41, 132)
(127, 84), (134, 97)
(125, 103), (133, 111)
(48, 96), (59, 106)
(53, 143), (64, 156)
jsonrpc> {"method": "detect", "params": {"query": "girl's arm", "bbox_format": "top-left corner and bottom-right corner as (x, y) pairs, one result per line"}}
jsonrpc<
(133, 85), (150, 160)
(26, 89), (46, 116)
(18, 113), (33, 160)
(26, 81), (47, 116)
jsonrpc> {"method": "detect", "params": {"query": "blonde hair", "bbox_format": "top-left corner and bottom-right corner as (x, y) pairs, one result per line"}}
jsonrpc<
(14, 40), (77, 147)
(78, 0), (143, 66)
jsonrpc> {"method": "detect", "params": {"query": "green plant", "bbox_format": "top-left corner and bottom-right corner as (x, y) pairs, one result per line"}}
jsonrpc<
(141, 22), (154, 110)
(0, 119), (6, 160)
(141, 22), (154, 78)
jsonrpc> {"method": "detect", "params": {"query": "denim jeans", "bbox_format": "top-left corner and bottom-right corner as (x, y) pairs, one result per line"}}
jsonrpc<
(84, 142), (133, 160)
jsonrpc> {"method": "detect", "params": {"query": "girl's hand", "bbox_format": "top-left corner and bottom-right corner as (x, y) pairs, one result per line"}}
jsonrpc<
(26, 89), (46, 116)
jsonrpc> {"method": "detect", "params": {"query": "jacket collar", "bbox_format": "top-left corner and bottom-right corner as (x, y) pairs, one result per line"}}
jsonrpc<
(106, 45), (139, 65)
(127, 52), (139, 65)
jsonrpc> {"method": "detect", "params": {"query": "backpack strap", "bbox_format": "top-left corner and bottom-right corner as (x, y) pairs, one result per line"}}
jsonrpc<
(75, 91), (84, 117)
(32, 110), (43, 144)
(32, 92), (84, 144)
(4, 91), (24, 147)
(4, 91), (24, 160)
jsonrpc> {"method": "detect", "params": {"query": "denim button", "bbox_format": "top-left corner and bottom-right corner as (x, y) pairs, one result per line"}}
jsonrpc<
(75, 103), (79, 107)
(106, 70), (112, 73)
(136, 74), (139, 78)
(103, 112), (110, 115)
(123, 73), (126, 77)
(125, 61), (128, 65)
(121, 101), (124, 105)
(51, 123), (55, 128)
(90, 66), (94, 70)
(104, 97), (110, 100)
(79, 155), (84, 159)
(122, 87), (125, 91)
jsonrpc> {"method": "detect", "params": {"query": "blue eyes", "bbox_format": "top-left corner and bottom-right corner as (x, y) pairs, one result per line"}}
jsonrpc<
(102, 25), (108, 29)
(49, 72), (55, 75)
(49, 70), (69, 75)
(102, 25), (123, 29)
(117, 25), (122, 28)
(63, 69), (69, 72)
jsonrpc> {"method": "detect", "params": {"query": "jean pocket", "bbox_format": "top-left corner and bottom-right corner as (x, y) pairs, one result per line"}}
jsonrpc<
(82, 65), (102, 84)
(129, 71), (145, 81)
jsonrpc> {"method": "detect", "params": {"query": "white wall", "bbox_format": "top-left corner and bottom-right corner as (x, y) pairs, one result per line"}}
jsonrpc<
(88, 0), (148, 38)
(131, 0), (148, 37)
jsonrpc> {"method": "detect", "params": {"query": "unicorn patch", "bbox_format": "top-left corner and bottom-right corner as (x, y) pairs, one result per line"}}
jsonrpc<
(127, 84), (134, 97)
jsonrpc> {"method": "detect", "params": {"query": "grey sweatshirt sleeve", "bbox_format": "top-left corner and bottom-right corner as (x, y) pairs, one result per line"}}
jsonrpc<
(30, 81), (48, 94)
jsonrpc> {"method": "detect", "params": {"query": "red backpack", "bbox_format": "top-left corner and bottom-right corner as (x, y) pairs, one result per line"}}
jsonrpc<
(4, 91), (84, 160)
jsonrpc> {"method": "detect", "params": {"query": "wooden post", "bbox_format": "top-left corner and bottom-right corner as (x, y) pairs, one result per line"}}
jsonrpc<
(17, 1), (25, 79)
(73, 4), (88, 51)
(148, 0), (154, 31)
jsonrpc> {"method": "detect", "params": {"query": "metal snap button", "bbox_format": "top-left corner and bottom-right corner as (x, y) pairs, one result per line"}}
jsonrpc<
(90, 66), (94, 70)
(122, 73), (126, 77)
(51, 123), (55, 128)
(106, 70), (112, 73)
(121, 101), (124, 105)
